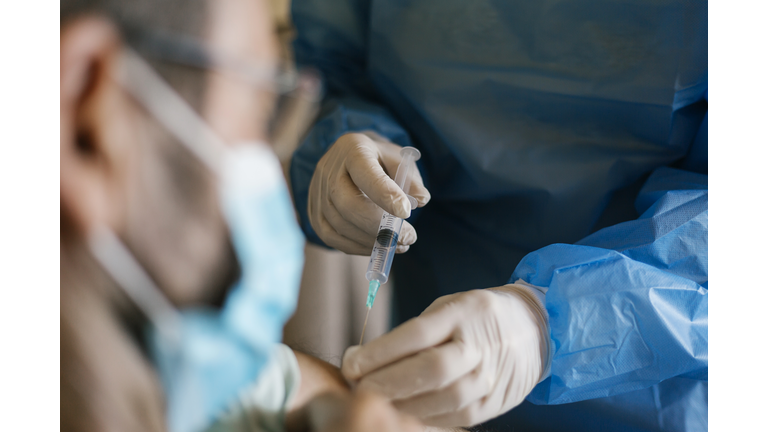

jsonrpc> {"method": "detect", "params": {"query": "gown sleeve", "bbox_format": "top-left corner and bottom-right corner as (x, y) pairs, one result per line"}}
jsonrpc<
(515, 110), (708, 405)
(204, 344), (301, 432)
(290, 0), (414, 246)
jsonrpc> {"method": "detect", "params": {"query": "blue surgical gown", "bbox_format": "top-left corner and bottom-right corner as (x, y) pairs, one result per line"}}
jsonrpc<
(289, 1), (708, 431)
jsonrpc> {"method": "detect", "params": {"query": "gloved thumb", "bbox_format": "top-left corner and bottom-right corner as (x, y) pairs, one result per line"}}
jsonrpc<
(373, 136), (430, 209)
(341, 345), (363, 385)
(345, 140), (413, 219)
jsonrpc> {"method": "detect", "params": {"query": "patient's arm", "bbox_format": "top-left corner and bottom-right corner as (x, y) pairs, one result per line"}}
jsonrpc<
(289, 351), (349, 411)
(424, 429), (469, 432)
(287, 351), (467, 432)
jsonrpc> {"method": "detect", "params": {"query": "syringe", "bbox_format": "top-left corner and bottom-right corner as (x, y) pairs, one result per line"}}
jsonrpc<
(360, 146), (421, 344)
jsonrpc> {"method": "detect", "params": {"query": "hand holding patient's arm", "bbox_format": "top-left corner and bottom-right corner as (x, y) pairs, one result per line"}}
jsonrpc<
(288, 350), (466, 432)
(342, 284), (550, 427)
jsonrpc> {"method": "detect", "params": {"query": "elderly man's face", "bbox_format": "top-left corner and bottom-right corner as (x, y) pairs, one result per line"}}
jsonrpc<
(126, 0), (283, 306)
(60, 0), (282, 305)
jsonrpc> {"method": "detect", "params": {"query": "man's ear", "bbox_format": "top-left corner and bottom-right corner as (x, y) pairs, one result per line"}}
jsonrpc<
(60, 16), (130, 236)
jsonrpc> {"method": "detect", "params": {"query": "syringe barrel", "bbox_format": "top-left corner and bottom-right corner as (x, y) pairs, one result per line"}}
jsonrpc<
(366, 212), (403, 284)
(365, 146), (420, 287)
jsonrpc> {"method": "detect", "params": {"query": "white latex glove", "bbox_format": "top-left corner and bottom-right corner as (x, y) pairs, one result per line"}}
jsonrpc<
(342, 284), (552, 428)
(308, 131), (431, 255)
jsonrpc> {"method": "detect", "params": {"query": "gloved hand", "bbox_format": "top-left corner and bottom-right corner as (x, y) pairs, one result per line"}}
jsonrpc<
(341, 283), (552, 428)
(307, 131), (431, 255)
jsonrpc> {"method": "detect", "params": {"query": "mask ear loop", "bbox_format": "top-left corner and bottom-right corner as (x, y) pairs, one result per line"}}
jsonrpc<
(86, 48), (228, 344)
(88, 226), (182, 345)
(114, 48), (225, 175)
(89, 226), (212, 432)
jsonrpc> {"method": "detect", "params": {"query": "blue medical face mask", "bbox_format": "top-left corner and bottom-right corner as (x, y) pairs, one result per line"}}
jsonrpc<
(88, 49), (305, 432)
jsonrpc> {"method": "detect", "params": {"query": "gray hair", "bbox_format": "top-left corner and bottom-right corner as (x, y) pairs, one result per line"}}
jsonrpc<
(62, 0), (212, 111)
(61, 0), (207, 38)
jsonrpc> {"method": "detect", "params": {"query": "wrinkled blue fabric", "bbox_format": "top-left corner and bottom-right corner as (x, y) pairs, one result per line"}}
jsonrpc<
(516, 168), (708, 405)
(291, 1), (707, 430)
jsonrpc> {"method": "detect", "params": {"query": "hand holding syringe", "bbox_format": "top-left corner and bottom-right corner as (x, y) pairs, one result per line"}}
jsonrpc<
(360, 146), (421, 344)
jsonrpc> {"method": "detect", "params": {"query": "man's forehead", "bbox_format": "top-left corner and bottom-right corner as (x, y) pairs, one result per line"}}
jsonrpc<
(205, 0), (278, 66)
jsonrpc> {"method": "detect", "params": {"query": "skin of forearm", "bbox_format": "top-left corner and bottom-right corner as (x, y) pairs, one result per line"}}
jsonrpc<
(287, 350), (468, 432)
(290, 351), (350, 411)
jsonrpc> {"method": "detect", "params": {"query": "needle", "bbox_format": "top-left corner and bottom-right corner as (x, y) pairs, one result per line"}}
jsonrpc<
(359, 307), (371, 345)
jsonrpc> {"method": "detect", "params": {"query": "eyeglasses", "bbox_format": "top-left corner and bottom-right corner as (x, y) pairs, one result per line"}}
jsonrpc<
(122, 25), (322, 163)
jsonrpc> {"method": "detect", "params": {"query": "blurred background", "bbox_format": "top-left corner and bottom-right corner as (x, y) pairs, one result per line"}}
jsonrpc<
(267, 0), (393, 367)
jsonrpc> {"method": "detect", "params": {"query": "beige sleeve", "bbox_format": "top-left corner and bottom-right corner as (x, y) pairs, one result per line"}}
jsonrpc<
(205, 343), (301, 432)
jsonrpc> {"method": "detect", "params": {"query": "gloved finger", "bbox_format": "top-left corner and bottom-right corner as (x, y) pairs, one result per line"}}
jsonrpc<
(313, 211), (372, 255)
(342, 302), (459, 380)
(357, 340), (481, 400)
(393, 367), (491, 419)
(378, 148), (431, 208)
(343, 390), (422, 432)
(308, 169), (373, 255)
(398, 220), (418, 246)
(323, 198), (377, 248)
(420, 292), (463, 316)
(406, 168), (431, 208)
(420, 399), (489, 428)
(323, 196), (415, 255)
(329, 173), (386, 236)
(323, 202), (416, 254)
(330, 173), (419, 246)
(346, 145), (412, 219)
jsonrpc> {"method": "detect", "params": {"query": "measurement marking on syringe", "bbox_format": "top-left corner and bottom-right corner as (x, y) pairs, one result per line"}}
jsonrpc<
(372, 247), (388, 266)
